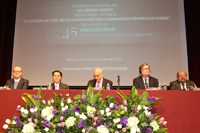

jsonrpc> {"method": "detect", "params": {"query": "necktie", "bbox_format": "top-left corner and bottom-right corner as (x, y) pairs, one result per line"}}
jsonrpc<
(14, 81), (18, 89)
(145, 79), (148, 89)
(97, 82), (100, 88)
(182, 83), (185, 90)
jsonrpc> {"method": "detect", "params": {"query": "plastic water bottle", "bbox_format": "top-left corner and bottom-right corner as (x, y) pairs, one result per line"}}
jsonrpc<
(48, 83), (52, 90)
(163, 83), (167, 90)
(158, 83), (162, 90)
(106, 83), (110, 90)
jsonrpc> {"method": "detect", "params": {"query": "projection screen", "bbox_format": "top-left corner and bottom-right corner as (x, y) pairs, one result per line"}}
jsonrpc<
(12, 0), (188, 86)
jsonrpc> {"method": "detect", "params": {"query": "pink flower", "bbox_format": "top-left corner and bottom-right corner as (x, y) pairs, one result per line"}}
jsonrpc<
(120, 105), (124, 109)
(123, 100), (127, 105)
(42, 100), (46, 104)
(60, 116), (64, 121)
(94, 117), (98, 121)
(34, 119), (38, 123)
(51, 99), (54, 103)
(124, 107), (127, 111)
(61, 122), (65, 126)
(115, 131), (119, 133)
(28, 118), (32, 122)
(122, 128), (126, 132)
(160, 117), (165, 123)
(163, 121), (167, 125)
(90, 114), (94, 118)
(48, 100), (51, 104)
(33, 124), (36, 127)
(93, 122), (96, 125)
(58, 123), (62, 127)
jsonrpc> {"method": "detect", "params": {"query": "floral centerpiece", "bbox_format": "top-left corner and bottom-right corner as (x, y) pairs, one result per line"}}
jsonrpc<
(3, 86), (168, 133)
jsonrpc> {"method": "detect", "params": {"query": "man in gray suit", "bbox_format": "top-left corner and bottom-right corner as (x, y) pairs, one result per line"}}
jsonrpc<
(87, 68), (113, 90)
(47, 70), (69, 90)
(170, 71), (197, 90)
(5, 66), (29, 89)
(133, 63), (159, 90)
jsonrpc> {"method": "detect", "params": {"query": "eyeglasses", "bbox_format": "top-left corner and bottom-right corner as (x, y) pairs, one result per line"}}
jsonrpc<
(13, 71), (22, 73)
(142, 68), (150, 70)
(178, 75), (187, 77)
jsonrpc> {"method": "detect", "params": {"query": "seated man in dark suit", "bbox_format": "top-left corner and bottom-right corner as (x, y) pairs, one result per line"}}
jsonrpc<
(133, 63), (159, 90)
(5, 66), (29, 89)
(87, 68), (113, 90)
(170, 70), (197, 90)
(47, 70), (69, 90)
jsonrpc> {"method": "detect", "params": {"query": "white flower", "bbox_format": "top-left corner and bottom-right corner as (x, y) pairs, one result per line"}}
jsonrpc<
(61, 102), (64, 107)
(143, 106), (148, 110)
(30, 108), (35, 113)
(106, 112), (111, 116)
(144, 110), (151, 116)
(34, 107), (38, 112)
(47, 114), (53, 121)
(137, 105), (141, 111)
(127, 116), (139, 128)
(67, 99), (72, 103)
(130, 127), (136, 133)
(22, 122), (35, 133)
(113, 118), (120, 123)
(100, 110), (104, 115)
(3, 124), (8, 129)
(44, 127), (49, 132)
(65, 105), (68, 109)
(65, 116), (76, 128)
(80, 113), (87, 120)
(109, 103), (114, 108)
(87, 106), (96, 116)
(150, 120), (159, 131)
(5, 119), (11, 124)
(75, 112), (80, 116)
(24, 109), (29, 114)
(117, 124), (122, 129)
(20, 107), (25, 112)
(97, 125), (109, 133)
(105, 107), (110, 112)
(82, 129), (85, 133)
(12, 120), (16, 125)
(17, 105), (20, 108)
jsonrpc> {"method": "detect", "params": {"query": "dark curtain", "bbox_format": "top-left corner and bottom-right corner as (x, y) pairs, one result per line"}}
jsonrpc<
(0, 0), (17, 86)
(0, 0), (200, 86)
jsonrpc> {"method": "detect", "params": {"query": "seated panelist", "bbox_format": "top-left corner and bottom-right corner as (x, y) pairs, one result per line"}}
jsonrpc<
(170, 70), (197, 90)
(5, 66), (29, 90)
(87, 68), (113, 90)
(47, 70), (69, 90)
(133, 63), (159, 90)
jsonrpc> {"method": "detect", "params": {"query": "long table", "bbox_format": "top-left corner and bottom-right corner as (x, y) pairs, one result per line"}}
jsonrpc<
(0, 90), (200, 133)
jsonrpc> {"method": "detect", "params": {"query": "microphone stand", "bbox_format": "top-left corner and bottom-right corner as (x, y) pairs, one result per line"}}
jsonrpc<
(117, 75), (120, 90)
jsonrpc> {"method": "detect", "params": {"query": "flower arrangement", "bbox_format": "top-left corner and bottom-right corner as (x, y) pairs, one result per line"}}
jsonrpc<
(3, 86), (168, 133)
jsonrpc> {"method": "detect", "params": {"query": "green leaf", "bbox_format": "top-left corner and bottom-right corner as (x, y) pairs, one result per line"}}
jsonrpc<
(37, 84), (43, 98)
(91, 94), (101, 105)
(21, 96), (32, 106)
(87, 85), (94, 104)
(79, 104), (87, 112)
(120, 110), (125, 114)
(42, 89), (48, 100)
(27, 94), (36, 105)
(140, 91), (148, 105)
(116, 92), (127, 100)
(53, 92), (58, 97)
(82, 90), (87, 98)
(132, 86), (138, 99)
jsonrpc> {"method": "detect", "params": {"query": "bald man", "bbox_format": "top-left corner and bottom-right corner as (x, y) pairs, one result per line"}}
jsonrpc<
(5, 66), (29, 89)
(87, 68), (113, 90)
(170, 70), (197, 90)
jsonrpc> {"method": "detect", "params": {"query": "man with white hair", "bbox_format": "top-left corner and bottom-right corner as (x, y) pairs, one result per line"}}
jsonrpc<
(5, 66), (29, 89)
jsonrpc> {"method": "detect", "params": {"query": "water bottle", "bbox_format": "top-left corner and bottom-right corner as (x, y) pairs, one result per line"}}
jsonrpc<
(106, 83), (110, 90)
(163, 83), (167, 90)
(158, 83), (162, 90)
(48, 83), (52, 90)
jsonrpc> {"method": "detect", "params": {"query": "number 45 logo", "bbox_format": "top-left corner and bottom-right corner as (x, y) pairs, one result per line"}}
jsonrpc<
(62, 27), (78, 41)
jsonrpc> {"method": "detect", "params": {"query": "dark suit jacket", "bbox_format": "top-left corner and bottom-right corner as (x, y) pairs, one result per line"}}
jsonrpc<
(48, 82), (69, 90)
(5, 78), (29, 89)
(87, 78), (113, 90)
(133, 76), (159, 90)
(170, 80), (195, 90)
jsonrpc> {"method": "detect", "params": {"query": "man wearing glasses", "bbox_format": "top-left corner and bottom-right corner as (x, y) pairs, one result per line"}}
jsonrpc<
(170, 71), (197, 90)
(133, 63), (159, 90)
(5, 66), (29, 89)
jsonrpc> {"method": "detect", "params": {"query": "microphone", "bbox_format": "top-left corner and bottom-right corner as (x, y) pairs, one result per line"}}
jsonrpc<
(117, 75), (120, 89)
